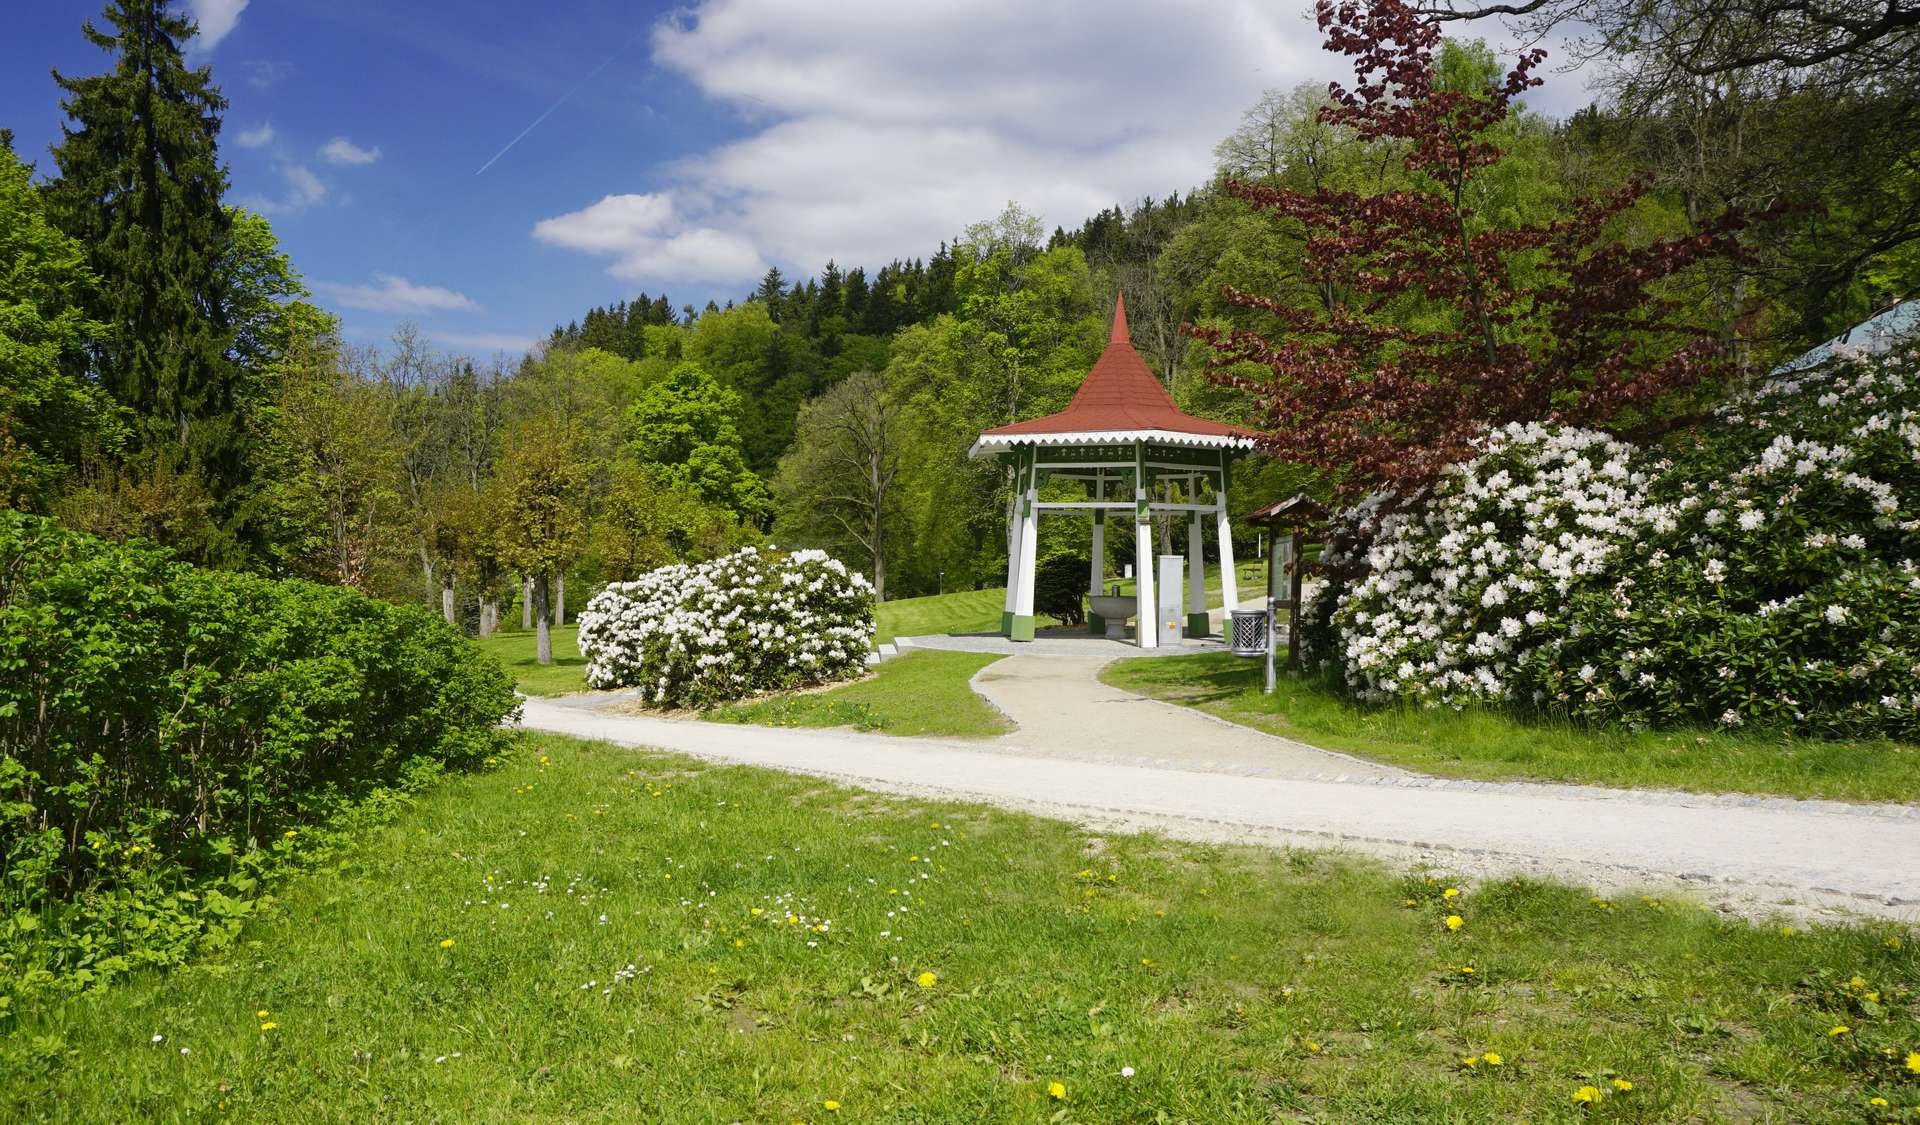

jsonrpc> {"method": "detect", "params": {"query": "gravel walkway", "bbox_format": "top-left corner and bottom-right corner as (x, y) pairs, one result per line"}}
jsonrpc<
(517, 656), (1920, 925)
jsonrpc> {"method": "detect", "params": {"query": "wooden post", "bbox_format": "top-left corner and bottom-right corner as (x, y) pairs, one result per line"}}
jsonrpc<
(1264, 534), (1282, 693)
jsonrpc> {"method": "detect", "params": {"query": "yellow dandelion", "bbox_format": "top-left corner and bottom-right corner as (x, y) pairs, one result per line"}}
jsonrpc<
(1305, 1040), (1321, 1054)
(1870, 1097), (1889, 1107)
(1481, 1052), (1503, 1066)
(1140, 958), (1154, 967)
(1887, 936), (1903, 950)
(916, 971), (937, 988)
(439, 938), (455, 949)
(751, 907), (763, 916)
(260, 1021), (278, 1031)
(283, 830), (296, 839)
(1611, 1078), (1633, 1091)
(733, 939), (746, 948)
(1571, 1085), (1604, 1103)
(255, 1009), (269, 1019)
(1443, 887), (1460, 898)
(1905, 1050), (1919, 1073)
(823, 1100), (840, 1111)
(1850, 975), (1868, 989)
(1459, 1055), (1479, 1068)
(1403, 898), (1417, 907)
(1445, 914), (1464, 931)
(1830, 1025), (1852, 1037)
(1780, 925), (1795, 936)
(1047, 1081), (1065, 1099)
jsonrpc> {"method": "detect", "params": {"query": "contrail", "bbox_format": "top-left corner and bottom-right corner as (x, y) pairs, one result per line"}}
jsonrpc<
(475, 35), (639, 176)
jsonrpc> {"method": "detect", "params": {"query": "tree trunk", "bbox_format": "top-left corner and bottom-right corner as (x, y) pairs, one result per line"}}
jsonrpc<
(522, 575), (532, 629)
(479, 595), (499, 637)
(556, 572), (566, 626)
(441, 580), (456, 625)
(533, 573), (554, 665)
(419, 547), (435, 607)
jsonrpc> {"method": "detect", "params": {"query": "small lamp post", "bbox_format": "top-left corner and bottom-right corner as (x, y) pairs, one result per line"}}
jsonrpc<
(1242, 494), (1328, 693)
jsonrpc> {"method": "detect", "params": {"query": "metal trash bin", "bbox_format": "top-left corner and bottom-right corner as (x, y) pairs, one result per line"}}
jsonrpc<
(1229, 609), (1267, 657)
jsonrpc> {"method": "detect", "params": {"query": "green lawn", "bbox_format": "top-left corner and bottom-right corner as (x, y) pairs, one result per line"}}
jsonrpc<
(11, 732), (1915, 1122)
(1106, 652), (1920, 804)
(705, 650), (1009, 737)
(471, 624), (589, 697)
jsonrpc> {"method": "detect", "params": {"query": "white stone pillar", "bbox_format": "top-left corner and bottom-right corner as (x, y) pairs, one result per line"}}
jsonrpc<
(1001, 451), (1024, 636)
(1186, 510), (1208, 637)
(1088, 509), (1106, 635)
(1216, 476), (1238, 613)
(1011, 462), (1039, 641)
(1134, 447), (1157, 649)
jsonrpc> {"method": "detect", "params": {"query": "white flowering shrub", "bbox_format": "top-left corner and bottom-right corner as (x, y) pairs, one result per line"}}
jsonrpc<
(1307, 337), (1920, 739)
(576, 547), (875, 707)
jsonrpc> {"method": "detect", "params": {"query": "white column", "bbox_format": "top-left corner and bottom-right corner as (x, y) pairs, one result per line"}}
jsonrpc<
(1001, 452), (1024, 635)
(1012, 464), (1039, 640)
(1187, 510), (1207, 637)
(1133, 447), (1157, 649)
(1088, 509), (1106, 634)
(1216, 474), (1238, 611)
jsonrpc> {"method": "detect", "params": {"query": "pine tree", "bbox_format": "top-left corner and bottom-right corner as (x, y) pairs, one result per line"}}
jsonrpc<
(48, 0), (249, 560)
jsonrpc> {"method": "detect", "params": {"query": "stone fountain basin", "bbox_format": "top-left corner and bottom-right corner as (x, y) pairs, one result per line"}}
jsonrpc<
(1088, 594), (1136, 622)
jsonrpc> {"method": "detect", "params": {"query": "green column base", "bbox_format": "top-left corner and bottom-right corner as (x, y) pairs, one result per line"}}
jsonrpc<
(1187, 612), (1211, 638)
(1010, 614), (1036, 641)
(1001, 610), (1014, 636)
(1088, 612), (1105, 635)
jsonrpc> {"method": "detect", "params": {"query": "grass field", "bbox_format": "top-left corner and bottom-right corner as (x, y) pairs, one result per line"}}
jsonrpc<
(706, 650), (1009, 737)
(10, 732), (1915, 1122)
(472, 624), (588, 697)
(1106, 652), (1920, 804)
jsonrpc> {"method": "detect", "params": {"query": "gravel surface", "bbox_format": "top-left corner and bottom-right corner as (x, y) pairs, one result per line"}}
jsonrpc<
(516, 656), (1920, 926)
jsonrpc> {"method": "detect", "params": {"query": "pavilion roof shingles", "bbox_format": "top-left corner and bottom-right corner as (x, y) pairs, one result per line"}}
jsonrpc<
(972, 292), (1252, 451)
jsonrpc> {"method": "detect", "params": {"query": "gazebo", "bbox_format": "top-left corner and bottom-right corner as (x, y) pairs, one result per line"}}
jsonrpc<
(968, 294), (1256, 647)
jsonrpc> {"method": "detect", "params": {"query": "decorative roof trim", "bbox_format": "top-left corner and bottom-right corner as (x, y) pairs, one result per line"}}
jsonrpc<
(968, 429), (1257, 459)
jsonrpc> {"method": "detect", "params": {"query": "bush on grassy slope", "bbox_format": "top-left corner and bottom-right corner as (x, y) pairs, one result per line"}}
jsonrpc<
(0, 513), (519, 1005)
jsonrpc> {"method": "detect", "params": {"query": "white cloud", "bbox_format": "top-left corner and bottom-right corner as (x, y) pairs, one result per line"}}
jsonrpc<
(320, 137), (382, 166)
(532, 192), (767, 282)
(186, 0), (249, 52)
(235, 122), (275, 148)
(536, 0), (1602, 287)
(533, 193), (676, 252)
(241, 162), (327, 215)
(315, 275), (482, 315)
(244, 59), (293, 90)
(533, 0), (1323, 285)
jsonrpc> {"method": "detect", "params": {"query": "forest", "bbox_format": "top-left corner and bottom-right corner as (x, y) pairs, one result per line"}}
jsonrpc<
(3, 0), (1916, 648)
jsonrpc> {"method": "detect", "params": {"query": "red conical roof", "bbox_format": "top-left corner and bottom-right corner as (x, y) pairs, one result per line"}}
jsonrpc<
(976, 291), (1249, 444)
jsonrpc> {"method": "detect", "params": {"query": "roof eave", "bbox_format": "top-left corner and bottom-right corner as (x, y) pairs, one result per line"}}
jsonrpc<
(967, 429), (1258, 460)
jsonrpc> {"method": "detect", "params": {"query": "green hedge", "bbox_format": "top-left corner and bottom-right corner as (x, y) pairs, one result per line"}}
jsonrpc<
(0, 513), (519, 1006)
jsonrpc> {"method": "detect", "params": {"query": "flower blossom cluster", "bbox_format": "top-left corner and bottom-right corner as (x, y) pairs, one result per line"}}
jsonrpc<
(1301, 336), (1920, 739)
(576, 547), (875, 707)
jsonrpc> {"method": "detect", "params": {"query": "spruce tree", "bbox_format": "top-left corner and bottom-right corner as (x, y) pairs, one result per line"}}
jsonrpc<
(49, 0), (246, 561)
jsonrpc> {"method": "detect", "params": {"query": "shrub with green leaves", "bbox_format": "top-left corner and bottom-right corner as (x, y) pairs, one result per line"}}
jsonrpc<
(1303, 337), (1920, 739)
(0, 513), (519, 1006)
(1034, 552), (1089, 627)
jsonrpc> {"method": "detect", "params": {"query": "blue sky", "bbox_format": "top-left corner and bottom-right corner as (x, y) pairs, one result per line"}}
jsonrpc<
(4, 0), (1599, 360)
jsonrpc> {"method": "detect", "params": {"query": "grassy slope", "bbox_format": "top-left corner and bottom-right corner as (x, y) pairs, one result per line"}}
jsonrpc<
(706, 650), (1009, 738)
(1106, 652), (1920, 804)
(471, 625), (588, 697)
(11, 733), (1915, 1123)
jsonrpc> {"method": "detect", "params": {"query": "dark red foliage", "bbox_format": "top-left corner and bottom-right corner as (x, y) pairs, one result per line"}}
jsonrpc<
(1196, 0), (1755, 494)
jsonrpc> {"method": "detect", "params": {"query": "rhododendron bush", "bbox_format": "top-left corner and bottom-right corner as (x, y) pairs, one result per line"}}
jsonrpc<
(577, 547), (874, 707)
(1300, 339), (1920, 739)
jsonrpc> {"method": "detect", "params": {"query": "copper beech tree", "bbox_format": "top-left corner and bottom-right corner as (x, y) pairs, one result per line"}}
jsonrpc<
(1195, 0), (1759, 496)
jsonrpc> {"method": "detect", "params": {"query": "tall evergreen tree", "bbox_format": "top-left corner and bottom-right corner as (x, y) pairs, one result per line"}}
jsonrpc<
(48, 0), (250, 562)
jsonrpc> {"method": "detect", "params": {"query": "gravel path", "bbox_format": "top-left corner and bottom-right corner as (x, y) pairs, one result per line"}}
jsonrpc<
(517, 657), (1920, 925)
